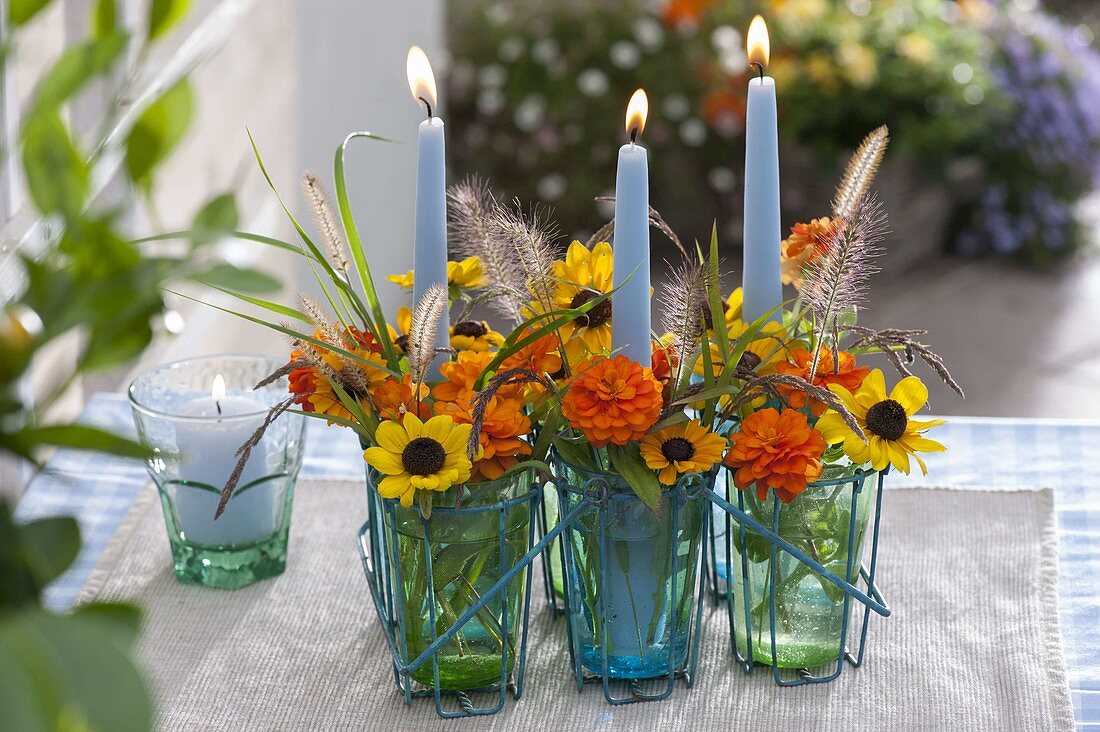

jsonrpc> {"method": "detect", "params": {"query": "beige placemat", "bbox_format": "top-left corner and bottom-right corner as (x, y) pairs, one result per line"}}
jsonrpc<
(78, 480), (1074, 731)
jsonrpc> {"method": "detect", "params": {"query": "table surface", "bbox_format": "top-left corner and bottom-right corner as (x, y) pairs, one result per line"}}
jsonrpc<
(15, 393), (1100, 728)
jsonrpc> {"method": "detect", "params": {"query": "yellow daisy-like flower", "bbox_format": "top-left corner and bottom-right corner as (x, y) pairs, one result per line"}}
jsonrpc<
(723, 288), (743, 329)
(693, 318), (788, 379)
(363, 413), (475, 507)
(387, 306), (413, 354)
(534, 240), (615, 364)
(387, 256), (486, 291)
(816, 369), (947, 475)
(640, 421), (728, 486)
(449, 320), (506, 352)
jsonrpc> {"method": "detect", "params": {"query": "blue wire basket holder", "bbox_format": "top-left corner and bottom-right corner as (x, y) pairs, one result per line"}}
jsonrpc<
(707, 466), (891, 685)
(358, 468), (565, 718)
(551, 454), (714, 705)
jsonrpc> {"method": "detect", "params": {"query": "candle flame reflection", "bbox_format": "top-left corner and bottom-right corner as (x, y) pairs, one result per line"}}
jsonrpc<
(625, 88), (648, 142)
(406, 45), (438, 115)
(747, 15), (770, 71)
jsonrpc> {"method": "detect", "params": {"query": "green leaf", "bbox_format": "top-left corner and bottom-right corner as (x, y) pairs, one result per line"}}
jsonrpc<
(21, 112), (88, 218)
(9, 0), (52, 26)
(553, 436), (598, 472)
(607, 443), (663, 515)
(70, 603), (142, 648)
(147, 0), (189, 41)
(12, 424), (150, 458)
(208, 286), (308, 322)
(92, 0), (116, 38)
(17, 516), (80, 588)
(124, 79), (193, 188)
(189, 263), (279, 293)
(189, 193), (237, 247)
(26, 34), (126, 118)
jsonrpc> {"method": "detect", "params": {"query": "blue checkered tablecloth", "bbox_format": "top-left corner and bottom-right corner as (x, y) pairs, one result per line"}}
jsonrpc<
(15, 394), (1100, 726)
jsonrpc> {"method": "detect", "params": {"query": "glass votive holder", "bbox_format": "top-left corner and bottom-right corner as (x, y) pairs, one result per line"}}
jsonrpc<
(129, 355), (306, 590)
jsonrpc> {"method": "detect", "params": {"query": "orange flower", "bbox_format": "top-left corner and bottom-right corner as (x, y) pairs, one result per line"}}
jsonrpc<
(287, 328), (388, 424)
(724, 408), (827, 504)
(775, 348), (870, 415)
(651, 343), (680, 404)
(701, 88), (745, 131)
(661, 0), (715, 27)
(781, 216), (839, 288)
(433, 351), (498, 402)
(499, 331), (564, 395)
(435, 390), (532, 481)
(561, 355), (663, 447)
(370, 375), (430, 421)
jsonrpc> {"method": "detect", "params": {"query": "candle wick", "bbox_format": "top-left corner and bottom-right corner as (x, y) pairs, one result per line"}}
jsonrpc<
(418, 96), (433, 120)
(750, 61), (765, 81)
(216, 400), (222, 416)
(629, 126), (638, 146)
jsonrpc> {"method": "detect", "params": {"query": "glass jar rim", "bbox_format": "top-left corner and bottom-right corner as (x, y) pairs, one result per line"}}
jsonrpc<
(128, 354), (284, 423)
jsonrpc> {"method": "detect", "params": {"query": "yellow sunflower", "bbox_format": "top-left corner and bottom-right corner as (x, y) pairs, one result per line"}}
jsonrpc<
(387, 256), (486, 291)
(640, 421), (728, 486)
(387, 306), (413, 354)
(723, 287), (743, 328)
(535, 240), (615, 365)
(363, 413), (475, 507)
(449, 320), (506, 352)
(693, 318), (788, 379)
(816, 369), (947, 475)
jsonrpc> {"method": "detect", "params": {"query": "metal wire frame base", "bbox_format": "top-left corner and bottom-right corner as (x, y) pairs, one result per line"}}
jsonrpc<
(551, 460), (715, 705)
(707, 468), (892, 686)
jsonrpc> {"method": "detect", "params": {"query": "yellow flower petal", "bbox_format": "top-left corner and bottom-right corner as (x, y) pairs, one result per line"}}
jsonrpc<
(421, 414), (453, 444)
(887, 440), (911, 475)
(844, 432), (871, 464)
(364, 447), (405, 476)
(378, 473), (413, 501)
(374, 419), (410, 454)
(890, 376), (928, 416)
(862, 369), (887, 401)
(868, 435), (890, 471)
(815, 412), (850, 444)
(402, 412), (424, 439)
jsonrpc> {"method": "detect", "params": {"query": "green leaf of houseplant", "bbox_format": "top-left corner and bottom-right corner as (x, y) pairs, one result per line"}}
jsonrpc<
(17, 516), (81, 589)
(189, 263), (279, 293)
(11, 424), (150, 458)
(188, 193), (237, 247)
(124, 79), (193, 189)
(26, 34), (126, 118)
(92, 0), (116, 38)
(21, 112), (89, 218)
(147, 0), (189, 41)
(9, 0), (53, 26)
(607, 443), (663, 515)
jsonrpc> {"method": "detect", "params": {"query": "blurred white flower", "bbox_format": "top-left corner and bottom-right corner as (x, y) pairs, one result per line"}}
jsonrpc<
(952, 63), (974, 84)
(515, 95), (546, 131)
(477, 88), (505, 116)
(663, 94), (690, 121)
(708, 167), (737, 194)
(498, 36), (525, 63)
(964, 84), (985, 105)
(610, 40), (641, 69)
(479, 64), (507, 88)
(679, 119), (707, 147)
(536, 173), (567, 202)
(711, 25), (741, 53)
(486, 3), (512, 27)
(578, 68), (610, 97)
(532, 37), (560, 65)
(632, 18), (664, 51)
(846, 0), (871, 18)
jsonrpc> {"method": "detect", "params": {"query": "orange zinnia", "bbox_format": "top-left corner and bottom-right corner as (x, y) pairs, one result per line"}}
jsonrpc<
(499, 331), (564, 395)
(433, 351), (499, 402)
(651, 343), (680, 404)
(775, 348), (870, 416)
(724, 408), (827, 504)
(561, 355), (663, 447)
(781, 216), (839, 288)
(435, 389), (532, 481)
(370, 375), (430, 421)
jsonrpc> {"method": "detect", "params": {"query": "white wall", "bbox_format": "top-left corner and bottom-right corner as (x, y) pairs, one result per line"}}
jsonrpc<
(294, 0), (445, 315)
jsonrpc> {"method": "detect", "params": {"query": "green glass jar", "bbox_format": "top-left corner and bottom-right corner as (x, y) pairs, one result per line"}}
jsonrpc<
(730, 464), (876, 669)
(378, 470), (534, 691)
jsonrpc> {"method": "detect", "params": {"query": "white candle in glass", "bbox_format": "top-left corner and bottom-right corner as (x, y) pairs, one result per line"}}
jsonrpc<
(407, 45), (450, 379)
(173, 375), (277, 546)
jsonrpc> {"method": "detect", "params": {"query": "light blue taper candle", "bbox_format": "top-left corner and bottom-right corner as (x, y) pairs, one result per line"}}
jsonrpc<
(612, 89), (652, 366)
(408, 46), (449, 377)
(742, 16), (783, 325)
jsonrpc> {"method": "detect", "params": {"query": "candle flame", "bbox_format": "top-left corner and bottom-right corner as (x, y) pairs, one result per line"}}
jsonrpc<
(747, 15), (770, 70)
(211, 374), (226, 402)
(406, 45), (438, 113)
(625, 88), (648, 141)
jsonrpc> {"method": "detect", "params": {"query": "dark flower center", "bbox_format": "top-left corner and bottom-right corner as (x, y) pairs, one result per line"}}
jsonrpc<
(401, 437), (447, 476)
(865, 399), (908, 441)
(394, 334), (409, 352)
(453, 320), (487, 338)
(661, 437), (696, 462)
(570, 290), (612, 329)
(736, 351), (762, 373)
